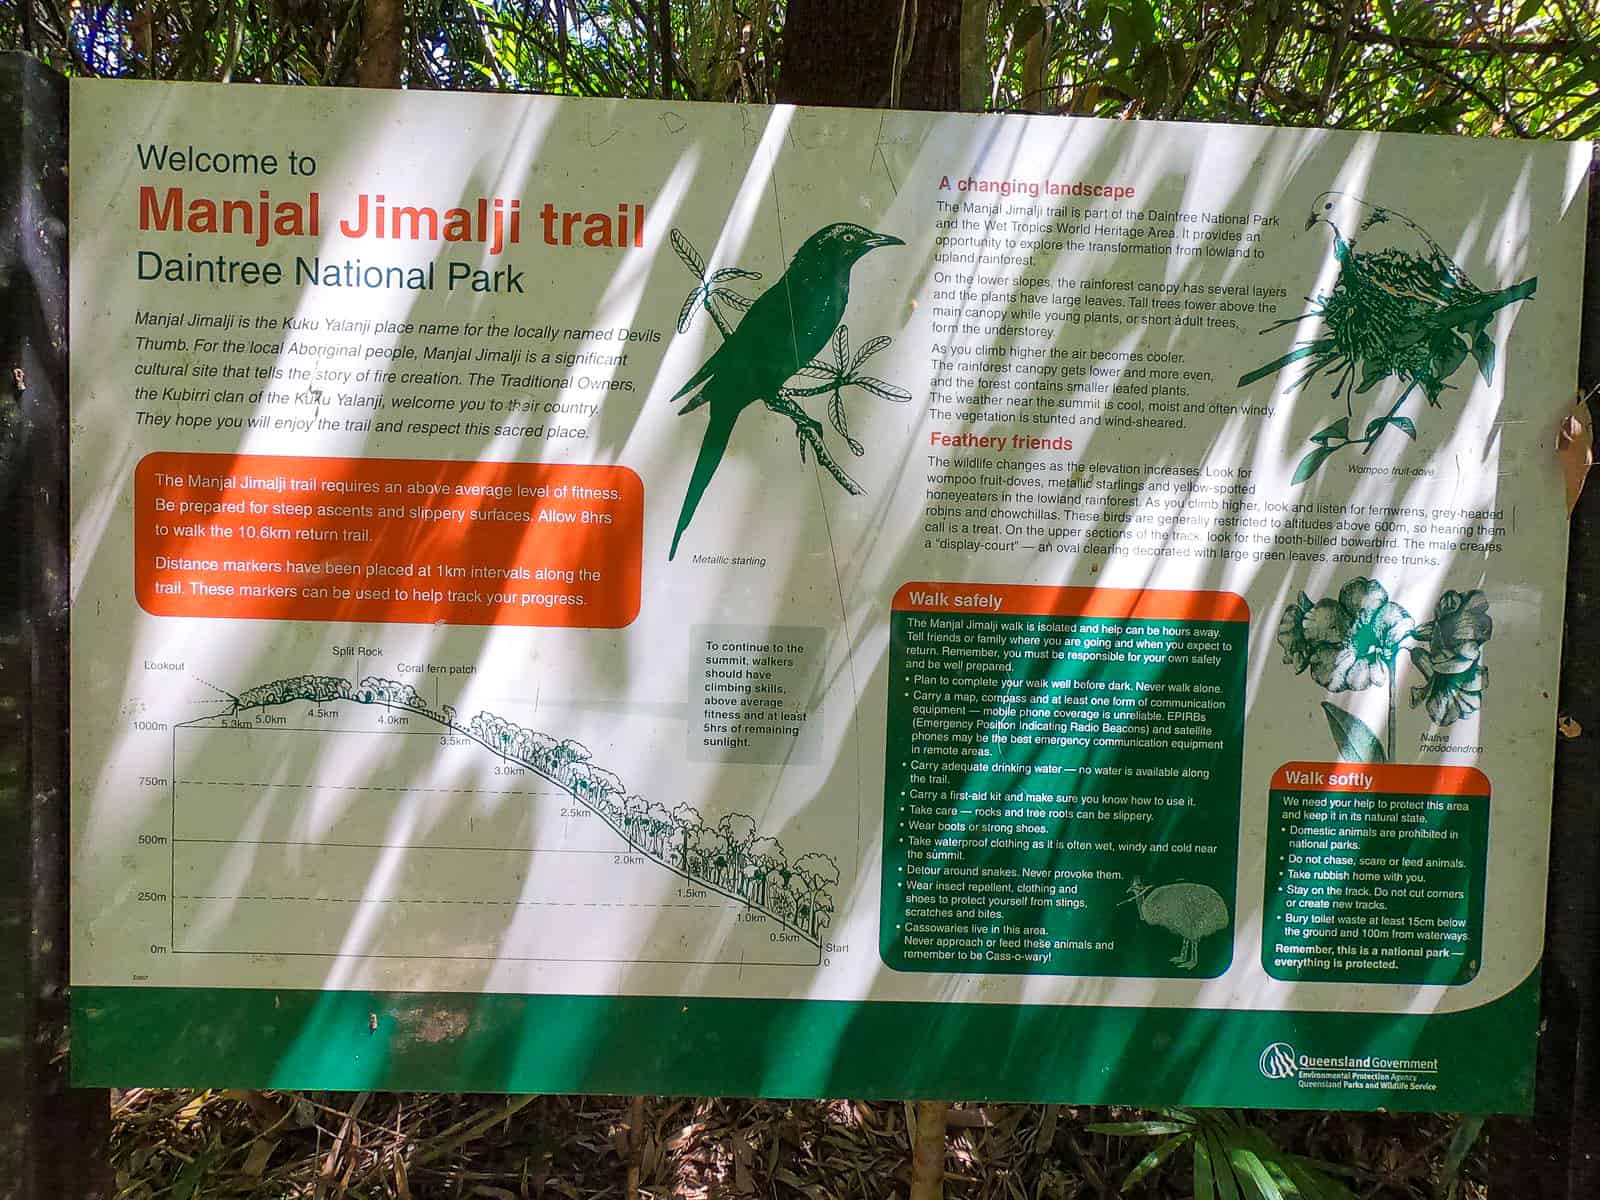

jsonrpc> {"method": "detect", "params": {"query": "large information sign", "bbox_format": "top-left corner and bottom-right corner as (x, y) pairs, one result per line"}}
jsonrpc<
(68, 79), (1588, 1111)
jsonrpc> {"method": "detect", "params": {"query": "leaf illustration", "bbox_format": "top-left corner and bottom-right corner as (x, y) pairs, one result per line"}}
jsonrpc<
(1237, 342), (1327, 388)
(1321, 702), (1386, 763)
(676, 289), (701, 334)
(833, 325), (850, 372)
(1472, 330), (1496, 384)
(1364, 415), (1416, 441)
(670, 228), (705, 276)
(828, 388), (865, 457)
(1291, 445), (1335, 485)
(1309, 417), (1348, 444)
(715, 289), (755, 313)
(853, 334), (893, 366)
(710, 266), (761, 283)
(854, 377), (912, 403)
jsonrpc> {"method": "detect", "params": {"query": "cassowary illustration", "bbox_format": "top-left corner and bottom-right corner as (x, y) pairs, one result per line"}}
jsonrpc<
(1123, 878), (1229, 970)
(1238, 191), (1538, 481)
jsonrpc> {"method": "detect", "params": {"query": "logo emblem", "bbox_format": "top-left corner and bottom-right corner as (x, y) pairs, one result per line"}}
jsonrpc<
(1259, 1042), (1298, 1079)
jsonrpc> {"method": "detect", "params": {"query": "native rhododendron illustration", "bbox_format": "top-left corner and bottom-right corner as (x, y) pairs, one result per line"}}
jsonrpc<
(1277, 578), (1492, 760)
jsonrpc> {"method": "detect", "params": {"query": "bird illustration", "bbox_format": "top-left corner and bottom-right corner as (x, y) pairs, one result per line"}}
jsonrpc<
(667, 222), (902, 560)
(1238, 191), (1537, 472)
(1122, 878), (1229, 970)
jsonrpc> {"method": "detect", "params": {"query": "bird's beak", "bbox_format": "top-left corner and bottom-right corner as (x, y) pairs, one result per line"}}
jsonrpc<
(1304, 215), (1317, 231)
(867, 232), (904, 248)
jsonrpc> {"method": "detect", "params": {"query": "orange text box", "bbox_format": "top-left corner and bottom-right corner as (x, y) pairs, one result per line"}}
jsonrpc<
(1271, 761), (1490, 797)
(135, 452), (641, 627)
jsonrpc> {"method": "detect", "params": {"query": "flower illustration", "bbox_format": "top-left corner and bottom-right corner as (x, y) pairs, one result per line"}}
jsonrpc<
(1297, 578), (1413, 694)
(1275, 574), (1484, 762)
(1409, 589), (1493, 726)
(1276, 592), (1316, 672)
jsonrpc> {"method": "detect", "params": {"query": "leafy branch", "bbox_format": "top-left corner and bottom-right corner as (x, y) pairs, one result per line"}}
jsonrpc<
(782, 326), (911, 456)
(1090, 1108), (1355, 1199)
(671, 228), (760, 339)
(1292, 403), (1418, 484)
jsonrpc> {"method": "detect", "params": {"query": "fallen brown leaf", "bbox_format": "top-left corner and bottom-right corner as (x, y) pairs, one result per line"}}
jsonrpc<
(241, 1136), (278, 1178)
(1558, 397), (1594, 516)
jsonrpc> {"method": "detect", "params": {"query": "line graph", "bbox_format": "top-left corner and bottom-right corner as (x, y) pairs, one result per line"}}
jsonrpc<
(165, 675), (835, 967)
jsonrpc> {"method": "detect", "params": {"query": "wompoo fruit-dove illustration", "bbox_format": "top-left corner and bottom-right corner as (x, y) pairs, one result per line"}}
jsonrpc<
(1123, 878), (1229, 970)
(667, 222), (903, 560)
(1238, 191), (1537, 483)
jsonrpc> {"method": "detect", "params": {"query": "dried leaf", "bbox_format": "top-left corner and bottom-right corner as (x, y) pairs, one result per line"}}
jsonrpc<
(733, 1135), (756, 1194)
(1035, 1104), (1059, 1152)
(175, 1092), (211, 1127)
(240, 1137), (277, 1178)
(1558, 399), (1593, 516)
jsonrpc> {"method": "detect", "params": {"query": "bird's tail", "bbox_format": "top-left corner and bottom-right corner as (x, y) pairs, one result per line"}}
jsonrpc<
(1237, 338), (1335, 388)
(669, 407), (737, 561)
(1414, 276), (1537, 339)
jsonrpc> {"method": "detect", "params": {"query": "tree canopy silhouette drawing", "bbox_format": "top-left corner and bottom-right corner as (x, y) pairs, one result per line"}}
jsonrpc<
(1237, 191), (1537, 483)
(666, 222), (908, 560)
(225, 675), (841, 945)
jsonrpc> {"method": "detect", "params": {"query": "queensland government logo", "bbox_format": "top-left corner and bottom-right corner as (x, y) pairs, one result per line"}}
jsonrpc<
(1259, 1042), (1298, 1079)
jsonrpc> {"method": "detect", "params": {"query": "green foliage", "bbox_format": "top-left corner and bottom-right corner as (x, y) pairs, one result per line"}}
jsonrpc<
(987, 1), (1600, 137)
(5, 1), (782, 100)
(1089, 1108), (1357, 1199)
(5, 2), (1596, 138)
(1438, 1115), (1486, 1200)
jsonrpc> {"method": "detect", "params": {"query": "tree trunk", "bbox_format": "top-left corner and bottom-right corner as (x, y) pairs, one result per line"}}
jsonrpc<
(778, 10), (958, 1196)
(357, 0), (405, 89)
(130, 5), (155, 77)
(778, 0), (960, 110)
(909, 1101), (950, 1200)
(657, 0), (674, 98)
(1020, 1), (1049, 112)
(959, 0), (989, 111)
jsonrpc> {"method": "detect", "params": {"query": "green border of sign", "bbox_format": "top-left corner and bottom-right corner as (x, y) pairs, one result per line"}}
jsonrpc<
(74, 974), (1538, 1112)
